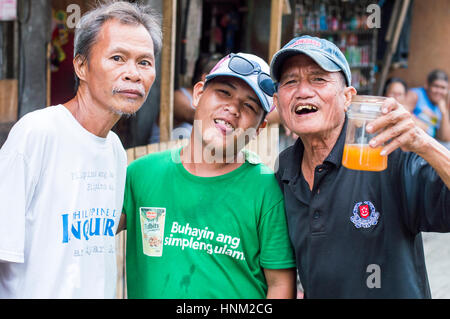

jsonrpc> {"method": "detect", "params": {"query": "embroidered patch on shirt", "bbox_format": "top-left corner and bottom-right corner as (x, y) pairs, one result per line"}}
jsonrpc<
(350, 201), (380, 229)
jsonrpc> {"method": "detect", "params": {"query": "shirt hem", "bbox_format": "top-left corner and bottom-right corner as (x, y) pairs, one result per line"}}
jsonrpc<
(260, 261), (296, 269)
(0, 250), (24, 263)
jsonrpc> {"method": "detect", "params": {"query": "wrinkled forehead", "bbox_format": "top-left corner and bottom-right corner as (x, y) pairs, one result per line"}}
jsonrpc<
(279, 54), (328, 78)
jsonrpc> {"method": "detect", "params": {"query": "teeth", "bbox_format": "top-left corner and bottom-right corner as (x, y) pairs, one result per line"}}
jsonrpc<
(214, 119), (234, 130)
(295, 105), (318, 112)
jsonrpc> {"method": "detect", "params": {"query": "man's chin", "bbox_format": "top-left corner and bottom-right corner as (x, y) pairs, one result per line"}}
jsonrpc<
(110, 103), (142, 117)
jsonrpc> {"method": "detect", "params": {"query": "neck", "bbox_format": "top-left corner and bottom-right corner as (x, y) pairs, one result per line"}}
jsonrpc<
(299, 121), (344, 189)
(63, 87), (121, 138)
(180, 135), (245, 177)
(301, 132), (339, 169)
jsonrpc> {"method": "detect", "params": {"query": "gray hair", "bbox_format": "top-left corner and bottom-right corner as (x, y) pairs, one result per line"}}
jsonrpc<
(73, 0), (162, 90)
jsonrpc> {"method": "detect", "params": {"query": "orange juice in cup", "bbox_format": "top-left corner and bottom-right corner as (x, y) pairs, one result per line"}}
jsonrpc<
(342, 144), (387, 171)
(342, 96), (388, 172)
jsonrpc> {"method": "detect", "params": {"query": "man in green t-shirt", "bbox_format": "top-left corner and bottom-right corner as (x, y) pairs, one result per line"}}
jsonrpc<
(118, 53), (296, 299)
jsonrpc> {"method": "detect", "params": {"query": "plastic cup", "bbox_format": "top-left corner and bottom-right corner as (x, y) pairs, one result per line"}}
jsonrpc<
(342, 95), (388, 172)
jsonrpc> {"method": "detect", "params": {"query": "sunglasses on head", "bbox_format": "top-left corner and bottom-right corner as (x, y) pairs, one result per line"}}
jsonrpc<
(227, 54), (276, 98)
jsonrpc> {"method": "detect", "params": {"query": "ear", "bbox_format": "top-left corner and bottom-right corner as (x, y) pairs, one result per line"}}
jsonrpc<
(73, 55), (88, 83)
(273, 92), (280, 110)
(256, 118), (268, 136)
(343, 86), (357, 112)
(192, 81), (205, 109)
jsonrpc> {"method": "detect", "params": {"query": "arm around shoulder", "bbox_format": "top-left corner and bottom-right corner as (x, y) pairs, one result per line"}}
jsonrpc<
(116, 213), (127, 234)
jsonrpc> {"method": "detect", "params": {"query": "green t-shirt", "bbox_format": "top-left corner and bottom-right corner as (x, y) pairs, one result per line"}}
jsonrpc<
(123, 147), (296, 299)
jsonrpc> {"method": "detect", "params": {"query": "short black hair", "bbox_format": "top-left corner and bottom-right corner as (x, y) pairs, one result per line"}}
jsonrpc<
(192, 53), (222, 86)
(427, 69), (449, 85)
(338, 71), (347, 88)
(383, 77), (408, 96)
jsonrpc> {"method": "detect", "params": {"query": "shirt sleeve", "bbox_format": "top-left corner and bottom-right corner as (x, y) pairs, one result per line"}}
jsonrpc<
(258, 199), (296, 269)
(122, 164), (136, 219)
(0, 115), (45, 263)
(396, 151), (450, 233)
(0, 150), (31, 263)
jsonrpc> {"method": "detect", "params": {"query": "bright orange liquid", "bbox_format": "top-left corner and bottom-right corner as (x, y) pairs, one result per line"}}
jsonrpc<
(342, 144), (387, 171)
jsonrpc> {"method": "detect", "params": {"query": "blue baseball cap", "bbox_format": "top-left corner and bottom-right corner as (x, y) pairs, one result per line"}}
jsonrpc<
(270, 35), (352, 86)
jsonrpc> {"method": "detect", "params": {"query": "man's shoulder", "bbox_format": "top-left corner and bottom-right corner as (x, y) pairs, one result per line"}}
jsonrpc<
(240, 160), (284, 200)
(2, 106), (63, 153)
(128, 148), (177, 173)
(14, 105), (63, 131)
(276, 144), (296, 170)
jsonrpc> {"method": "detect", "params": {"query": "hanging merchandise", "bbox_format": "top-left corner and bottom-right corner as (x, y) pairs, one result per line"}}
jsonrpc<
(0, 0), (17, 21)
(50, 10), (70, 71)
(319, 3), (327, 31)
(329, 6), (339, 31)
(293, 0), (378, 95)
(222, 11), (239, 54)
(49, 8), (76, 106)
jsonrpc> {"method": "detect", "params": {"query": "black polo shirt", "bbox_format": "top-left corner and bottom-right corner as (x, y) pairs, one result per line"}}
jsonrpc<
(275, 118), (450, 298)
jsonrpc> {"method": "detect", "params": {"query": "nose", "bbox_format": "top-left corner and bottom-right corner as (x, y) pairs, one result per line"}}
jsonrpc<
(123, 61), (141, 82)
(294, 80), (315, 99)
(224, 101), (240, 117)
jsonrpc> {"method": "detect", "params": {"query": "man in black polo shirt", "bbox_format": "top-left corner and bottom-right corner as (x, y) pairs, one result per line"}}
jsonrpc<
(270, 35), (450, 298)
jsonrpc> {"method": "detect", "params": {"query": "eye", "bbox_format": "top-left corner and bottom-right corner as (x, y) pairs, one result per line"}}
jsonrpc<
(139, 60), (152, 67)
(281, 79), (297, 86)
(313, 77), (326, 82)
(112, 55), (123, 62)
(217, 89), (231, 96)
(244, 102), (257, 113)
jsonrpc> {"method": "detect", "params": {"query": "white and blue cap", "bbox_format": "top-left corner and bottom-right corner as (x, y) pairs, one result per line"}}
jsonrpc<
(270, 35), (352, 86)
(205, 52), (276, 113)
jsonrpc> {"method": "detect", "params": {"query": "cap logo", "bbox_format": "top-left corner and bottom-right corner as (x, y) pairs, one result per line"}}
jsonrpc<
(289, 38), (321, 48)
(209, 55), (230, 74)
(350, 201), (380, 229)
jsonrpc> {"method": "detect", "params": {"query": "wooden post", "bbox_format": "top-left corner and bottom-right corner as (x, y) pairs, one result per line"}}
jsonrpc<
(0, 79), (18, 123)
(47, 42), (51, 107)
(269, 0), (284, 61)
(377, 0), (411, 95)
(159, 0), (177, 142)
(266, 0), (284, 169)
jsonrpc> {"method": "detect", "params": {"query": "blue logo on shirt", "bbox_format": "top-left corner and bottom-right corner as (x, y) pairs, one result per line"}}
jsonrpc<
(61, 208), (116, 243)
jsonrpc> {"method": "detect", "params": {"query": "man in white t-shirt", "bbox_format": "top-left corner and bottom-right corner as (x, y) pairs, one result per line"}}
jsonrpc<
(0, 1), (161, 299)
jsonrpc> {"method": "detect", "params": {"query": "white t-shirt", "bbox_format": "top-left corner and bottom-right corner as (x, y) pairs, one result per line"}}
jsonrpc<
(0, 105), (127, 298)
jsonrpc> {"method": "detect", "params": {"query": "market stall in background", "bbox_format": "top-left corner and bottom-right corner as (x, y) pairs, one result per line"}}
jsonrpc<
(1, 0), (450, 299)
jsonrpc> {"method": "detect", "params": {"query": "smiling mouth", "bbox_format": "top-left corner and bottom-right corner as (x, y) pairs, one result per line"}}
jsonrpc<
(295, 104), (318, 115)
(214, 119), (235, 134)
